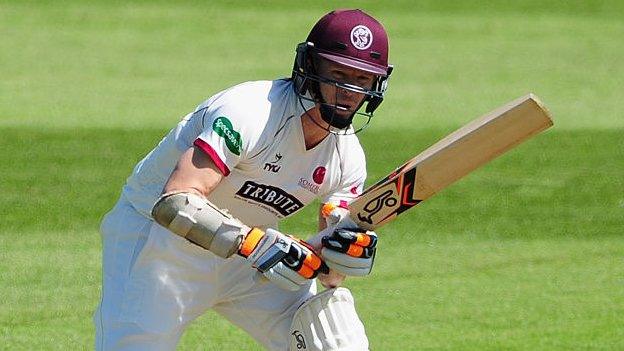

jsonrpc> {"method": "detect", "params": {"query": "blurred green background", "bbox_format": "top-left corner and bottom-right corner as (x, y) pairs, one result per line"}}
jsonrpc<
(1, 1), (622, 350)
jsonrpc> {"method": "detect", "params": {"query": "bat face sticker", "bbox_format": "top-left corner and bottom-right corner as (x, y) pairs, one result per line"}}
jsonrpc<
(357, 188), (398, 224)
(353, 167), (421, 227)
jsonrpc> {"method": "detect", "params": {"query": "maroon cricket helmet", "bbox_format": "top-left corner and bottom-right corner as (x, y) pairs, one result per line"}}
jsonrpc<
(306, 9), (390, 76)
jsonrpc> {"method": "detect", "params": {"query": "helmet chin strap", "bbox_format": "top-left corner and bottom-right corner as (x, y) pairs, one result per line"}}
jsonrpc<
(319, 104), (353, 129)
(297, 95), (371, 136)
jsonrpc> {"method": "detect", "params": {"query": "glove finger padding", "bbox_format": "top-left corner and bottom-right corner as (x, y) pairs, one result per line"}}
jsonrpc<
(321, 229), (377, 276)
(289, 287), (369, 351)
(282, 237), (329, 279)
(241, 228), (329, 291)
(322, 229), (377, 258)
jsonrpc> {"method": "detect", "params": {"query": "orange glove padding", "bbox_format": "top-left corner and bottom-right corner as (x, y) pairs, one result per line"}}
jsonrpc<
(239, 228), (329, 291)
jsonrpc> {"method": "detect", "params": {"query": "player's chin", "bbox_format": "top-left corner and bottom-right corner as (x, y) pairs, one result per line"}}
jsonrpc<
(337, 109), (355, 117)
(329, 111), (353, 124)
(318, 270), (346, 288)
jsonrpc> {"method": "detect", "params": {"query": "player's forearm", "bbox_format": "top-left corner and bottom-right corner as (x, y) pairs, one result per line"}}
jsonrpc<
(152, 192), (249, 258)
(151, 191), (328, 291)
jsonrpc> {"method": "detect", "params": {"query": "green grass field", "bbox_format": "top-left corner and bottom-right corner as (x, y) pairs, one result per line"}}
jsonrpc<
(1, 1), (623, 350)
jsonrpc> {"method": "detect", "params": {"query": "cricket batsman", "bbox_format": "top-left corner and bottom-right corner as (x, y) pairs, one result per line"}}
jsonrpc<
(94, 9), (393, 350)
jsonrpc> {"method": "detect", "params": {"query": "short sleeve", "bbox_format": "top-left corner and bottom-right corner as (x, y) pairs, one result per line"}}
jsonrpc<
(192, 92), (260, 176)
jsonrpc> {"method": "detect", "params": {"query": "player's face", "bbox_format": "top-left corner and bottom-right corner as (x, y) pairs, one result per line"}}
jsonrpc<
(315, 58), (376, 118)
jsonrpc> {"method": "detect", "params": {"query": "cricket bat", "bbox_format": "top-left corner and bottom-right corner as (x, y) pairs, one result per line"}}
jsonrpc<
(349, 93), (553, 230)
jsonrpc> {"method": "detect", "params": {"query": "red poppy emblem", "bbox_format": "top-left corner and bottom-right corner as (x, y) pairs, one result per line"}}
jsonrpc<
(312, 166), (326, 184)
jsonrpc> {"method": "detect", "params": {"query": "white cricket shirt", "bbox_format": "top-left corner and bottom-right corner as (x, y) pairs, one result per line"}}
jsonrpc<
(123, 79), (366, 228)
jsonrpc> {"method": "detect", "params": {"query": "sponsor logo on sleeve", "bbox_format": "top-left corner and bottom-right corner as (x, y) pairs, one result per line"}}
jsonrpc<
(212, 116), (242, 155)
(236, 181), (304, 217)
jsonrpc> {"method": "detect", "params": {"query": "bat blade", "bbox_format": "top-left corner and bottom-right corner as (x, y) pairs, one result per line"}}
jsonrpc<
(350, 94), (554, 230)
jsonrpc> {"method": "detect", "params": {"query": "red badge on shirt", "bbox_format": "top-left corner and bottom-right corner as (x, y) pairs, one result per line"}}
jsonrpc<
(312, 166), (326, 184)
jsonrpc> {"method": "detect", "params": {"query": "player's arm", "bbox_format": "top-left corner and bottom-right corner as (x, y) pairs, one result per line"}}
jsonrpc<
(163, 145), (223, 196)
(308, 145), (378, 281)
(152, 146), (328, 291)
(313, 205), (348, 288)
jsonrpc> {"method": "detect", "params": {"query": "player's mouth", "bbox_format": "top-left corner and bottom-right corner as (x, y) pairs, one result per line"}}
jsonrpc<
(335, 103), (353, 112)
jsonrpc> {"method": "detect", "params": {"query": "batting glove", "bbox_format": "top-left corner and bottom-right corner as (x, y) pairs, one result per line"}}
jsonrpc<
(321, 228), (378, 276)
(308, 203), (379, 277)
(239, 228), (329, 291)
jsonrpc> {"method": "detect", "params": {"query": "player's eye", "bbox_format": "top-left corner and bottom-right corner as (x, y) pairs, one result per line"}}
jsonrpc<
(331, 70), (345, 80)
(357, 76), (373, 86)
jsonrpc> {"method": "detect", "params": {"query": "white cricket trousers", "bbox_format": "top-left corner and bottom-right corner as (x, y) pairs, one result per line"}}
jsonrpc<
(93, 195), (316, 350)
